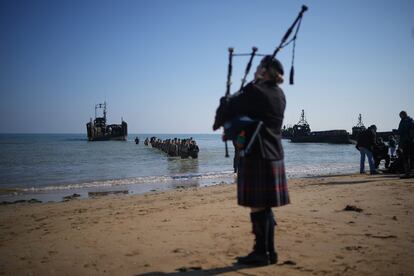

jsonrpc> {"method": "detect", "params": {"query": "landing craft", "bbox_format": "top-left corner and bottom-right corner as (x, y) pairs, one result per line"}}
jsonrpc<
(289, 110), (352, 144)
(286, 111), (397, 144)
(86, 102), (127, 141)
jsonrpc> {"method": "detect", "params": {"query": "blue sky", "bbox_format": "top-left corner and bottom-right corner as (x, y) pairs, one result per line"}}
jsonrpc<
(1, 0), (413, 134)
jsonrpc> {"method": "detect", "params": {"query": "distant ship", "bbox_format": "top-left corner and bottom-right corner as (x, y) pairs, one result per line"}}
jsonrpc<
(289, 110), (352, 144)
(86, 102), (127, 141)
(350, 113), (366, 140)
(281, 124), (294, 139)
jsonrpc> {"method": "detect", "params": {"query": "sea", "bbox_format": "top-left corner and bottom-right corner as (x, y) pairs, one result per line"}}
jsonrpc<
(0, 134), (360, 202)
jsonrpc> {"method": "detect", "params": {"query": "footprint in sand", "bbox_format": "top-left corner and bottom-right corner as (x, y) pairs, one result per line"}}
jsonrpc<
(40, 256), (49, 264)
(125, 249), (140, 257)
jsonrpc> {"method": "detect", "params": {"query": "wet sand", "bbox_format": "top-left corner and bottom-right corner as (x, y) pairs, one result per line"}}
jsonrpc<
(0, 173), (413, 275)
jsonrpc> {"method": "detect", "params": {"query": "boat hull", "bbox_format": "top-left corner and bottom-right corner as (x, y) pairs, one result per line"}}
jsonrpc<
(87, 135), (127, 141)
(290, 130), (352, 144)
(86, 121), (128, 142)
(290, 136), (352, 144)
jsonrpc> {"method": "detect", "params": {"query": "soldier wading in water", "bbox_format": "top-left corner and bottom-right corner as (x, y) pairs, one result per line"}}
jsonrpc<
(213, 56), (290, 266)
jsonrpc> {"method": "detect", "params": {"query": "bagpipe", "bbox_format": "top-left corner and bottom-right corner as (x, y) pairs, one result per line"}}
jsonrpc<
(213, 5), (308, 158)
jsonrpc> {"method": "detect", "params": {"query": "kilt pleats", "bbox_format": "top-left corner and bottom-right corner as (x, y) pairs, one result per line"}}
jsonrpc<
(237, 157), (290, 208)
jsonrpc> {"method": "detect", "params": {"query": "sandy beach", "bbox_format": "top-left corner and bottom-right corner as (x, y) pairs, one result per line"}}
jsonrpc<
(0, 173), (413, 275)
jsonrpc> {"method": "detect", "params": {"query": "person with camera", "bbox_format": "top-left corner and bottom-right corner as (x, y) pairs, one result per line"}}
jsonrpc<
(373, 137), (390, 169)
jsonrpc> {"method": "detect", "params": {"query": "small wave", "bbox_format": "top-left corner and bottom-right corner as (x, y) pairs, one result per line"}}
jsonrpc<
(286, 163), (357, 178)
(19, 164), (358, 193)
(22, 171), (235, 192)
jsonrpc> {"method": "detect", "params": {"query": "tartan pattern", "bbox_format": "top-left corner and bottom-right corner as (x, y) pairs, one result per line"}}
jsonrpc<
(237, 157), (290, 208)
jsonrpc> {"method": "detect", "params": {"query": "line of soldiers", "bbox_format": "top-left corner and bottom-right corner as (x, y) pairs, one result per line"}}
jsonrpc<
(144, 137), (199, 159)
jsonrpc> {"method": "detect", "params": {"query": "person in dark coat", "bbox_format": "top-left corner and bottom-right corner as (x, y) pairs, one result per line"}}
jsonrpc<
(356, 125), (378, 174)
(213, 55), (289, 266)
(398, 111), (414, 178)
(387, 148), (404, 174)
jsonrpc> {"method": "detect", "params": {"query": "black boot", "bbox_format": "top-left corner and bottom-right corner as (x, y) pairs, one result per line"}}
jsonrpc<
(237, 211), (269, 266)
(266, 208), (278, 264)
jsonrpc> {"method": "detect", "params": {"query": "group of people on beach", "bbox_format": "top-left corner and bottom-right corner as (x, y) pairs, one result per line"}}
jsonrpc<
(144, 137), (199, 159)
(356, 111), (414, 178)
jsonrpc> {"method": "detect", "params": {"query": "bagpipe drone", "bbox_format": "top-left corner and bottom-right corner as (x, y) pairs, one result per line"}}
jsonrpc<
(212, 5), (308, 158)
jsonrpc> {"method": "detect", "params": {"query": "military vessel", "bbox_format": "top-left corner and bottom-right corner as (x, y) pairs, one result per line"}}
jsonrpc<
(86, 102), (127, 141)
(281, 124), (294, 139)
(289, 110), (352, 144)
(351, 114), (366, 139)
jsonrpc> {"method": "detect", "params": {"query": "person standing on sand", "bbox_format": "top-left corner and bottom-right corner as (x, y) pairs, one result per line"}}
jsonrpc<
(356, 125), (378, 175)
(398, 111), (414, 178)
(213, 55), (290, 266)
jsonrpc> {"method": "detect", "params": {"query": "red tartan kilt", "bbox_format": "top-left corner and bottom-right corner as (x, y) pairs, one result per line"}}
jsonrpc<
(237, 157), (290, 208)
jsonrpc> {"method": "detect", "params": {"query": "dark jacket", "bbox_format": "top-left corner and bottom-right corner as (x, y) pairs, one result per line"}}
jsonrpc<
(373, 141), (388, 158)
(398, 116), (414, 145)
(224, 81), (286, 160)
(357, 128), (376, 151)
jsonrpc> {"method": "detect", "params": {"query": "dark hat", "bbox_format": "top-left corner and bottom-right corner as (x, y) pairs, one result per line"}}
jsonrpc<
(400, 110), (407, 117)
(261, 55), (284, 75)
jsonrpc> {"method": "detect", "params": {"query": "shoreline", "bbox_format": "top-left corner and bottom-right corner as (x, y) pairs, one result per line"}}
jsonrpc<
(0, 171), (364, 204)
(0, 174), (236, 204)
(1, 173), (413, 275)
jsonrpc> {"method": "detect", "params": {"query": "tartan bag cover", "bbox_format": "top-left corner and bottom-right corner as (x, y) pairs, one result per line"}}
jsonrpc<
(237, 157), (290, 208)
